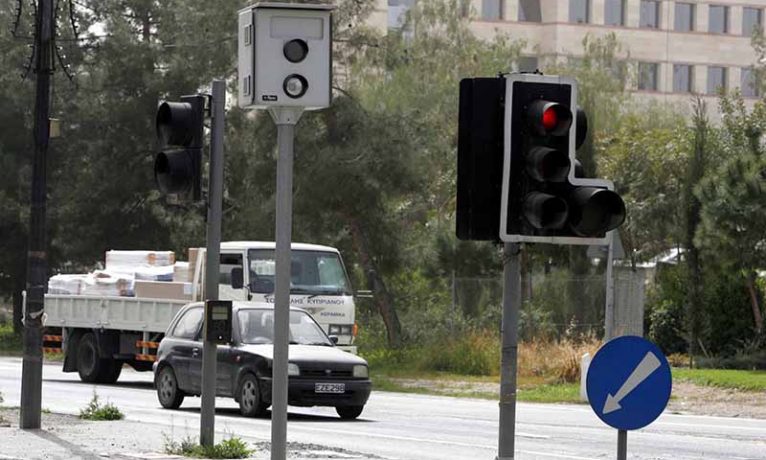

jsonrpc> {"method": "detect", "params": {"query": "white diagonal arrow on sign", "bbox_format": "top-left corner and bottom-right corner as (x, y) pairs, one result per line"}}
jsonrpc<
(602, 351), (661, 415)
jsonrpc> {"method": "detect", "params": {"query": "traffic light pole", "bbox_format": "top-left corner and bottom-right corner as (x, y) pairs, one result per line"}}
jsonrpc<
(269, 107), (303, 460)
(497, 243), (521, 460)
(200, 79), (226, 447)
(21, 0), (54, 430)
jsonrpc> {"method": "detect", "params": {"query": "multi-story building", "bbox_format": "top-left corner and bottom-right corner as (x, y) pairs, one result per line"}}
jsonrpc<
(381, 0), (765, 116)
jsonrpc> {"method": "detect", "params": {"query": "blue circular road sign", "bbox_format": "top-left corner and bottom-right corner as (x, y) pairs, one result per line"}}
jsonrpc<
(586, 335), (672, 430)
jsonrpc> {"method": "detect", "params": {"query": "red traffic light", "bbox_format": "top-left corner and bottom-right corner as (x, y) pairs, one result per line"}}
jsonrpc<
(528, 100), (572, 136)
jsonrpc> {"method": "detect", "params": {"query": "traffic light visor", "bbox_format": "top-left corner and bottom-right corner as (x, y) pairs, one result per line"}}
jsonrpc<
(155, 150), (195, 195)
(568, 187), (626, 237)
(156, 101), (194, 146)
(528, 100), (572, 136)
(524, 192), (569, 230)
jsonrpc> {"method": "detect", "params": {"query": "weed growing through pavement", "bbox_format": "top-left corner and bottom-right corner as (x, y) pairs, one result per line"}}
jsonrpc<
(163, 433), (253, 459)
(79, 391), (124, 421)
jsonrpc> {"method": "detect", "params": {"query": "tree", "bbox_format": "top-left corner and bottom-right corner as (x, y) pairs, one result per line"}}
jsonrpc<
(683, 98), (709, 364)
(696, 93), (766, 336)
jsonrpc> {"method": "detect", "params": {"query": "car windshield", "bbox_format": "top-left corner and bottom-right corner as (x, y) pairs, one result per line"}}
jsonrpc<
(238, 309), (333, 346)
(247, 249), (351, 295)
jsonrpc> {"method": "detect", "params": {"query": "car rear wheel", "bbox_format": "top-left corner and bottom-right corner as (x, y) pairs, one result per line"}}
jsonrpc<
(336, 405), (364, 420)
(157, 366), (184, 409)
(239, 374), (268, 417)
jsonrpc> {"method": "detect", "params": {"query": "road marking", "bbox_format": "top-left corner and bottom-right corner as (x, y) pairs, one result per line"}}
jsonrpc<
(603, 351), (660, 414)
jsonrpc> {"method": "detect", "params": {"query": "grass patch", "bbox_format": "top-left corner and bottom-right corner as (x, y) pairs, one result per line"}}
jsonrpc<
(0, 322), (22, 354)
(517, 383), (581, 403)
(164, 435), (253, 459)
(79, 393), (124, 421)
(673, 368), (766, 392)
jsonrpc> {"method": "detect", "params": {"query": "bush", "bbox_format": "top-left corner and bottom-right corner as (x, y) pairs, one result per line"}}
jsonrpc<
(164, 435), (253, 459)
(79, 393), (124, 421)
(417, 330), (500, 376)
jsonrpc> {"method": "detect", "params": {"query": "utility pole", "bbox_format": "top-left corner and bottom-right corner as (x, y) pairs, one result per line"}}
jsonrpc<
(21, 0), (54, 430)
(200, 80), (226, 447)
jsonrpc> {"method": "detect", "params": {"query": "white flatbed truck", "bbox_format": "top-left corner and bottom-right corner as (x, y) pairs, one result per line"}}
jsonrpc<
(42, 241), (360, 383)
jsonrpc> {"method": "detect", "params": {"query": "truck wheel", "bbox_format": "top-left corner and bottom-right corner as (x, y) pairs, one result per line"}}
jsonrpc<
(98, 360), (123, 384)
(77, 333), (102, 383)
(336, 405), (364, 420)
(157, 366), (184, 409)
(238, 374), (268, 417)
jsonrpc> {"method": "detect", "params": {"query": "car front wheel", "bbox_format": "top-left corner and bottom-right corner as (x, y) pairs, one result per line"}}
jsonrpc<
(157, 366), (184, 409)
(336, 405), (364, 420)
(239, 374), (268, 417)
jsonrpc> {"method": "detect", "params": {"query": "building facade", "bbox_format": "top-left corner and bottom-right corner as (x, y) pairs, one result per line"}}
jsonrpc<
(381, 0), (765, 115)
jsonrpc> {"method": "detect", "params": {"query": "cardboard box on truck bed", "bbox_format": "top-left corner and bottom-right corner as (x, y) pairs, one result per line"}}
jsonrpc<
(134, 280), (192, 301)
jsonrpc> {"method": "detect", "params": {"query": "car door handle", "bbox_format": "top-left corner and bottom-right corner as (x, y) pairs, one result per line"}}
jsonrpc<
(192, 348), (200, 357)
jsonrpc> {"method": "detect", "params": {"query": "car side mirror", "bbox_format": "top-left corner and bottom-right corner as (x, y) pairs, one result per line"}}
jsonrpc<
(231, 267), (244, 289)
(328, 335), (339, 345)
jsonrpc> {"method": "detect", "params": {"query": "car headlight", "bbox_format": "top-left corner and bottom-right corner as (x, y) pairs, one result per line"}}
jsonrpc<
(329, 325), (342, 335)
(353, 364), (368, 378)
(288, 363), (300, 376)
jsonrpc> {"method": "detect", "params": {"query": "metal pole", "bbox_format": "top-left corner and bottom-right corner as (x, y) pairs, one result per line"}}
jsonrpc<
(21, 0), (54, 430)
(200, 80), (226, 447)
(604, 231), (615, 341)
(617, 429), (627, 460)
(497, 243), (521, 460)
(269, 107), (303, 460)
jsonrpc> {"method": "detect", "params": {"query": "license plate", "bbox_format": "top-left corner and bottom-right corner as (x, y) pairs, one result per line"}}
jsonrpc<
(315, 383), (345, 394)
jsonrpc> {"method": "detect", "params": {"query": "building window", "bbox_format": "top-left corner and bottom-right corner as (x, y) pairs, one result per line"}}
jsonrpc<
(482, 0), (503, 20)
(640, 1), (660, 29)
(674, 3), (694, 32)
(707, 66), (727, 94)
(604, 0), (625, 26)
(518, 0), (542, 22)
(743, 7), (763, 36)
(569, 0), (589, 24)
(741, 68), (760, 97)
(638, 62), (659, 91)
(517, 56), (539, 72)
(708, 5), (728, 34)
(673, 65), (693, 93)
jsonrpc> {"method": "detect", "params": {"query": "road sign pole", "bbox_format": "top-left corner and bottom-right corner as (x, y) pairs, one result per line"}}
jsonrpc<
(200, 80), (226, 447)
(497, 243), (521, 460)
(617, 429), (627, 460)
(269, 107), (303, 460)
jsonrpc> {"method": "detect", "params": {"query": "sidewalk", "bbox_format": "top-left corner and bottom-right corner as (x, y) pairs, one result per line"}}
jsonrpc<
(0, 408), (374, 460)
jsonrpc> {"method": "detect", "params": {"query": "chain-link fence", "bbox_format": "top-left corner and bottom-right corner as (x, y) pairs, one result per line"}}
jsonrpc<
(449, 267), (645, 340)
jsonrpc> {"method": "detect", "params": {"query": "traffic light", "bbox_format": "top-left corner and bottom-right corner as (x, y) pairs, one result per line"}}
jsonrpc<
(154, 95), (206, 201)
(237, 3), (333, 110)
(499, 73), (625, 244)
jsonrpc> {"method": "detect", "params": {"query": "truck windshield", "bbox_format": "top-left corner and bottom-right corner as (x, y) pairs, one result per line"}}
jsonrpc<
(238, 309), (333, 346)
(247, 249), (351, 295)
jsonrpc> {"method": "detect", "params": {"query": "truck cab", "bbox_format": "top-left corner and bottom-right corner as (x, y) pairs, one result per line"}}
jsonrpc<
(217, 241), (357, 352)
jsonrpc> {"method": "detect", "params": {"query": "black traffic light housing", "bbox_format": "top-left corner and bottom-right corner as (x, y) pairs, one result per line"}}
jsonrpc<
(499, 73), (625, 244)
(154, 95), (206, 201)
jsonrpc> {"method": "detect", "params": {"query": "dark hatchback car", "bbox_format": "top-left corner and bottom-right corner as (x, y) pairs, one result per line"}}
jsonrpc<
(153, 302), (371, 419)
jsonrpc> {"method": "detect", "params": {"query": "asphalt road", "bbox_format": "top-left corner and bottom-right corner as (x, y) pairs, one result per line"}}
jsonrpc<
(1, 357), (764, 460)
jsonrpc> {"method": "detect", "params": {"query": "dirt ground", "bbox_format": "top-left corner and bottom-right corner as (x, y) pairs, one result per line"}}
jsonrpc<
(388, 378), (766, 419)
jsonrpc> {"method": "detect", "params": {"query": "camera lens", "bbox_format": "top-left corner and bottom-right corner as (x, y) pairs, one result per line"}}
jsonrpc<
(283, 39), (309, 63)
(283, 74), (308, 99)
